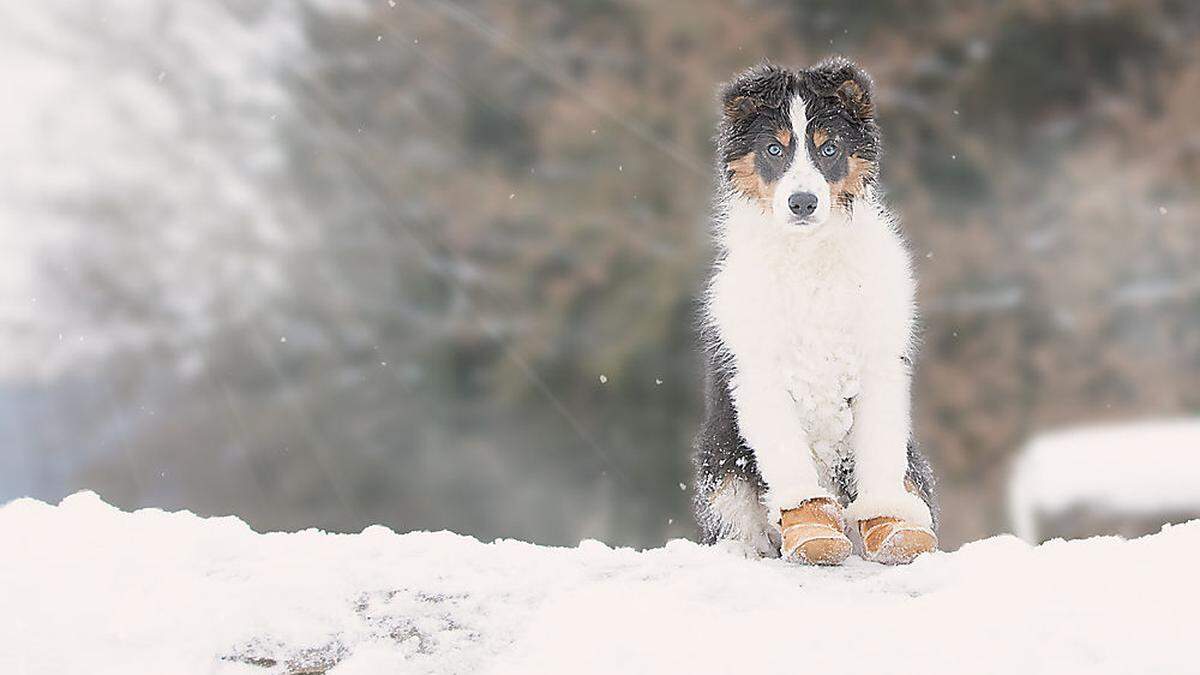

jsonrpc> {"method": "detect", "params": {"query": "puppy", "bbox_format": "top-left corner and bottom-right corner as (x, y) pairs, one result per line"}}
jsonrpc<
(693, 58), (937, 565)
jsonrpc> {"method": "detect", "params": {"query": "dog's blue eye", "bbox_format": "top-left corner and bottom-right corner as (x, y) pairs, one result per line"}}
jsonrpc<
(766, 143), (784, 157)
(819, 141), (838, 157)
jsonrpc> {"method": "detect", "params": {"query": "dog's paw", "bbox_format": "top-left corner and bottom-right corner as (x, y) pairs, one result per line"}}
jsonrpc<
(713, 536), (779, 560)
(714, 540), (761, 559)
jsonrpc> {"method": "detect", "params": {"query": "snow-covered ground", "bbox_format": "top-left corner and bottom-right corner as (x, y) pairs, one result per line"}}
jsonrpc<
(2, 493), (1197, 675)
(1009, 419), (1200, 541)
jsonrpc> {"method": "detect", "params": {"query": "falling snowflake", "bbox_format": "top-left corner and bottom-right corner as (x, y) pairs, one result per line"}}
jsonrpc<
(598, 374), (608, 384)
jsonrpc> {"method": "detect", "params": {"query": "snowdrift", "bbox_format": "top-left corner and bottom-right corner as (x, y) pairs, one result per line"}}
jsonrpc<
(2, 492), (1196, 675)
(1009, 419), (1200, 541)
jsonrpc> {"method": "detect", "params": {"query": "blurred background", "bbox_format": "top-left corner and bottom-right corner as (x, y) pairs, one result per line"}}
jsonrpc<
(2, 0), (1198, 551)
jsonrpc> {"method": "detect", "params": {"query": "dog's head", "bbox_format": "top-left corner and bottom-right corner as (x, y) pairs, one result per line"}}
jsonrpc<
(718, 58), (880, 230)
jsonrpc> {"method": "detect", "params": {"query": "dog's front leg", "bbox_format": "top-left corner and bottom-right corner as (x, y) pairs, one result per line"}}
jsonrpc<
(727, 366), (827, 515)
(729, 365), (852, 564)
(845, 354), (930, 527)
(846, 353), (937, 563)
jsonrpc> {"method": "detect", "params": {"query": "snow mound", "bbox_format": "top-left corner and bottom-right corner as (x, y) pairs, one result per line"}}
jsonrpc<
(1009, 419), (1200, 540)
(2, 492), (1198, 674)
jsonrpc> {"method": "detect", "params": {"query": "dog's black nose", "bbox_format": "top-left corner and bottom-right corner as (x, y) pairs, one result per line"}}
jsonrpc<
(788, 192), (818, 217)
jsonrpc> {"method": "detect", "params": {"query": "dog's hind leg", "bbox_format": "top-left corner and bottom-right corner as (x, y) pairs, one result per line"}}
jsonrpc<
(696, 473), (778, 557)
(693, 363), (779, 558)
(903, 440), (939, 531)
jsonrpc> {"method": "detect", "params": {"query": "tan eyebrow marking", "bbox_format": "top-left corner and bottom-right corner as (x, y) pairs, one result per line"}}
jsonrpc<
(774, 128), (792, 146)
(812, 128), (830, 148)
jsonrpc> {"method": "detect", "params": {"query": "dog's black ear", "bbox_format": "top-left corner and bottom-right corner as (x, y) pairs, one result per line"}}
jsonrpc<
(722, 90), (760, 121)
(720, 63), (791, 122)
(808, 57), (874, 119)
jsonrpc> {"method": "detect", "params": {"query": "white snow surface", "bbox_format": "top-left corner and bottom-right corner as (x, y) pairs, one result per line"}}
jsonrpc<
(1009, 419), (1200, 540)
(3, 492), (1198, 675)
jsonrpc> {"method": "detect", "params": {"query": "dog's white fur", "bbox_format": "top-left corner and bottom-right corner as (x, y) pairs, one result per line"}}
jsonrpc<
(705, 94), (932, 529)
(707, 475), (780, 557)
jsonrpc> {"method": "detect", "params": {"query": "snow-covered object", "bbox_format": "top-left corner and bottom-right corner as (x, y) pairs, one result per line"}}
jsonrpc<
(1009, 419), (1200, 541)
(2, 493), (1198, 674)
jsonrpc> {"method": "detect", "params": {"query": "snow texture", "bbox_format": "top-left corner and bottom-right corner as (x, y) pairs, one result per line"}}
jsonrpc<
(1009, 419), (1200, 540)
(3, 492), (1197, 674)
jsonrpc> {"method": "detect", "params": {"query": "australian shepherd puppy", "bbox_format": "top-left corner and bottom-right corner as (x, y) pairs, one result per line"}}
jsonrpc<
(694, 58), (938, 565)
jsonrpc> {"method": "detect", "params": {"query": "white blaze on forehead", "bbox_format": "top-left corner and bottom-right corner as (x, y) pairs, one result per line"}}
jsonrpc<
(787, 94), (813, 173)
(768, 94), (832, 227)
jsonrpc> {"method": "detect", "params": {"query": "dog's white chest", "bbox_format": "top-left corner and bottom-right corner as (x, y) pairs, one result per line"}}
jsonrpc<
(778, 274), (864, 456)
(710, 239), (869, 461)
(777, 259), (865, 459)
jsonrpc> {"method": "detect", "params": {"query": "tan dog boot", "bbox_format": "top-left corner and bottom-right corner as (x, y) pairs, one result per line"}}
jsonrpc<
(859, 516), (937, 565)
(780, 498), (852, 565)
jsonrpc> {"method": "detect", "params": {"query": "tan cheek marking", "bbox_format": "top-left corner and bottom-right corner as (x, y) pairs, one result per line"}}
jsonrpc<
(830, 154), (875, 209)
(727, 152), (775, 209)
